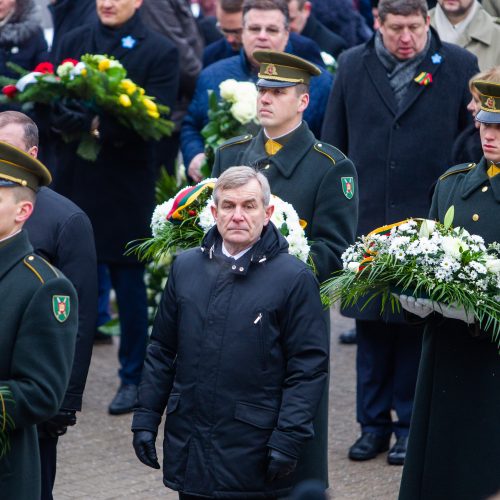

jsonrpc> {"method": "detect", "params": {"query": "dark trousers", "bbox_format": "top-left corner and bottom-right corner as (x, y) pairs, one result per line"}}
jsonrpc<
(356, 319), (423, 437)
(39, 436), (58, 500)
(98, 262), (148, 385)
(179, 495), (278, 500)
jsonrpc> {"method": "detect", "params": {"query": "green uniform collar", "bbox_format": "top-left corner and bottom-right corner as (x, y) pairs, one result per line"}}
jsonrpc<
(461, 157), (500, 202)
(0, 230), (32, 281)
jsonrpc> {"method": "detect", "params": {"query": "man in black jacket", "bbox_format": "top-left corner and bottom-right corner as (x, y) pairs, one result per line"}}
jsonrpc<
(0, 110), (98, 500)
(132, 166), (329, 499)
(50, 0), (179, 416)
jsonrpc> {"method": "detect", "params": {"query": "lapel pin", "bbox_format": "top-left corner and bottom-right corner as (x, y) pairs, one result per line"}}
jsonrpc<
(121, 36), (137, 49)
(431, 53), (442, 64)
(414, 71), (433, 86)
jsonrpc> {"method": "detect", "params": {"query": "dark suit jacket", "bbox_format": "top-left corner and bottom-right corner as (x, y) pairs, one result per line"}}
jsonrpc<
(301, 14), (347, 58)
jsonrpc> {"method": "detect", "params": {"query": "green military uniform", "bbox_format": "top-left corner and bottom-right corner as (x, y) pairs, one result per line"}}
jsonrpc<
(212, 51), (359, 486)
(0, 143), (78, 500)
(400, 81), (500, 500)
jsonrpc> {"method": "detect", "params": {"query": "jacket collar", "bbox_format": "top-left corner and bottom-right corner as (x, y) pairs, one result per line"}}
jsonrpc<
(466, 6), (497, 46)
(461, 157), (500, 202)
(201, 223), (288, 275)
(363, 28), (444, 118)
(0, 230), (33, 281)
(242, 122), (316, 179)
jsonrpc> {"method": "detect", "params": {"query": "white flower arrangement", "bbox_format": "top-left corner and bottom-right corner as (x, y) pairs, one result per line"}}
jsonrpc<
(322, 208), (500, 341)
(135, 179), (310, 264)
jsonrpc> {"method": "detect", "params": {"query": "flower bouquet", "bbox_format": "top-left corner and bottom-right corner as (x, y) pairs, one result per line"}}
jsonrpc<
(0, 386), (14, 459)
(128, 178), (310, 264)
(200, 79), (259, 177)
(0, 55), (173, 161)
(321, 207), (500, 342)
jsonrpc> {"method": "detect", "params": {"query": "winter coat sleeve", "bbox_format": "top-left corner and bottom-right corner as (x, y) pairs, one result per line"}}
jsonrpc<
(2, 279), (78, 429)
(132, 267), (179, 433)
(266, 269), (329, 458)
(53, 212), (97, 411)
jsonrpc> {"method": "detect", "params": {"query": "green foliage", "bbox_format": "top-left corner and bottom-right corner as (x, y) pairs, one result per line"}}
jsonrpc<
(0, 386), (14, 459)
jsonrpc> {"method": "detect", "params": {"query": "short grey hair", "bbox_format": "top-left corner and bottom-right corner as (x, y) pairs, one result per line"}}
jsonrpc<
(213, 166), (271, 206)
(378, 0), (428, 22)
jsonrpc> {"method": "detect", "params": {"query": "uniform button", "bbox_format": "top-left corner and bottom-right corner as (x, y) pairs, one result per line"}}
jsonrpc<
(389, 161), (396, 169)
(393, 123), (400, 130)
(239, 267), (244, 272)
(317, 143), (322, 147)
(472, 214), (479, 222)
(264, 164), (270, 170)
(231, 265), (236, 270)
(482, 186), (488, 192)
(28, 256), (34, 261)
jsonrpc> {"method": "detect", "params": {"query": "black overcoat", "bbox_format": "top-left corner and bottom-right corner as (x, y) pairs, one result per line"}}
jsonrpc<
(52, 13), (179, 263)
(132, 224), (329, 498)
(399, 158), (500, 500)
(0, 231), (77, 500)
(321, 31), (479, 320)
(212, 122), (358, 284)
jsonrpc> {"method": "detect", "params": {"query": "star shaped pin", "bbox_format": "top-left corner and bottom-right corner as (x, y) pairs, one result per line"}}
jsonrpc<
(121, 35), (137, 49)
(431, 53), (442, 64)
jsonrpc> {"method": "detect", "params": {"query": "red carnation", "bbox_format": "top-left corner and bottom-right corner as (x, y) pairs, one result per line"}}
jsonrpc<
(2, 85), (17, 98)
(61, 58), (79, 66)
(188, 210), (197, 217)
(34, 62), (54, 74)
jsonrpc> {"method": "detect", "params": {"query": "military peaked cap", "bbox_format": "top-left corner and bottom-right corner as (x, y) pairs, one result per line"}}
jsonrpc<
(254, 50), (321, 88)
(473, 81), (500, 124)
(0, 141), (51, 191)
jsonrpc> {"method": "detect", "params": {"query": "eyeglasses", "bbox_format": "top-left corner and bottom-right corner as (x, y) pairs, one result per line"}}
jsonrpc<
(244, 25), (285, 36)
(216, 22), (243, 37)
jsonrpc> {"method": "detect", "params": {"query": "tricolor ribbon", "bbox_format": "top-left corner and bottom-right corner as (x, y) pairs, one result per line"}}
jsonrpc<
(414, 72), (433, 86)
(167, 180), (215, 223)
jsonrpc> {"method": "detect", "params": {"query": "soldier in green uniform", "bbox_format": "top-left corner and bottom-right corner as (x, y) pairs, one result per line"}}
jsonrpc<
(0, 142), (78, 500)
(212, 50), (358, 486)
(398, 81), (500, 499)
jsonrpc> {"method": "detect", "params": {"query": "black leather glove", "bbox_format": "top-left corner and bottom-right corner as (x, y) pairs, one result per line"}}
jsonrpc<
(133, 430), (160, 469)
(51, 98), (94, 135)
(39, 409), (77, 438)
(265, 449), (297, 482)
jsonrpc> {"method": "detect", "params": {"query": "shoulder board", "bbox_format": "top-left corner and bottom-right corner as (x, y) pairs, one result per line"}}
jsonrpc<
(218, 134), (253, 151)
(313, 142), (346, 165)
(439, 162), (475, 181)
(23, 254), (61, 284)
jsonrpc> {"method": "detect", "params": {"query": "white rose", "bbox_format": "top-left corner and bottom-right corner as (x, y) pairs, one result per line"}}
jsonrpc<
(219, 79), (239, 102)
(321, 51), (335, 67)
(485, 258), (500, 274)
(233, 82), (258, 102)
(15, 72), (42, 92)
(70, 62), (87, 77)
(347, 261), (360, 272)
(57, 61), (76, 78)
(231, 99), (256, 124)
(441, 236), (468, 259)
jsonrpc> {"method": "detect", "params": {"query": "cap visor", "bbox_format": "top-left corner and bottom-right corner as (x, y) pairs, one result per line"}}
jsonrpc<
(256, 78), (297, 88)
(0, 179), (18, 187)
(476, 110), (500, 124)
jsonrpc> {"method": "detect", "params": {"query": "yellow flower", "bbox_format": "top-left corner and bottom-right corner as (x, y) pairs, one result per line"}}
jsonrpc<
(119, 94), (132, 107)
(121, 79), (137, 95)
(98, 59), (111, 71)
(138, 87), (145, 96)
(147, 110), (160, 119)
(142, 98), (158, 113)
(81, 68), (87, 76)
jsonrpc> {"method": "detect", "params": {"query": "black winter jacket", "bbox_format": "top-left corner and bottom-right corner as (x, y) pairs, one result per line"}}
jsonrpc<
(132, 223), (329, 498)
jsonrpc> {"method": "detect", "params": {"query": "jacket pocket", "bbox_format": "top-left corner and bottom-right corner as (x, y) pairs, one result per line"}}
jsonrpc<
(234, 401), (278, 429)
(166, 393), (181, 415)
(253, 310), (268, 370)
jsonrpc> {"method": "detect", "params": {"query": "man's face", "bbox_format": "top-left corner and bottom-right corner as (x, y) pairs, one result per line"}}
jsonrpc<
(288, 0), (310, 34)
(96, 0), (143, 28)
(216, 5), (243, 51)
(257, 86), (308, 135)
(438, 0), (474, 19)
(379, 13), (430, 60)
(480, 122), (500, 164)
(211, 178), (273, 255)
(242, 9), (289, 67)
(0, 187), (25, 240)
(0, 0), (15, 21)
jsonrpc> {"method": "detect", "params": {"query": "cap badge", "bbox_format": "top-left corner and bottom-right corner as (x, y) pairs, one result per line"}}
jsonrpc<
(53, 295), (70, 323)
(264, 63), (278, 76)
(485, 97), (496, 110)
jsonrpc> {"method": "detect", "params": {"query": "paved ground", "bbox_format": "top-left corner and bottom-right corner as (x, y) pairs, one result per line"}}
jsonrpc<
(54, 309), (403, 499)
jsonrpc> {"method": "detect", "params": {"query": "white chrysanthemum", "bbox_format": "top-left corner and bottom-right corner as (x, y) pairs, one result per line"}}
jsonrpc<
(57, 61), (76, 78)
(485, 258), (500, 274)
(441, 236), (468, 259)
(198, 202), (215, 232)
(151, 198), (175, 236)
